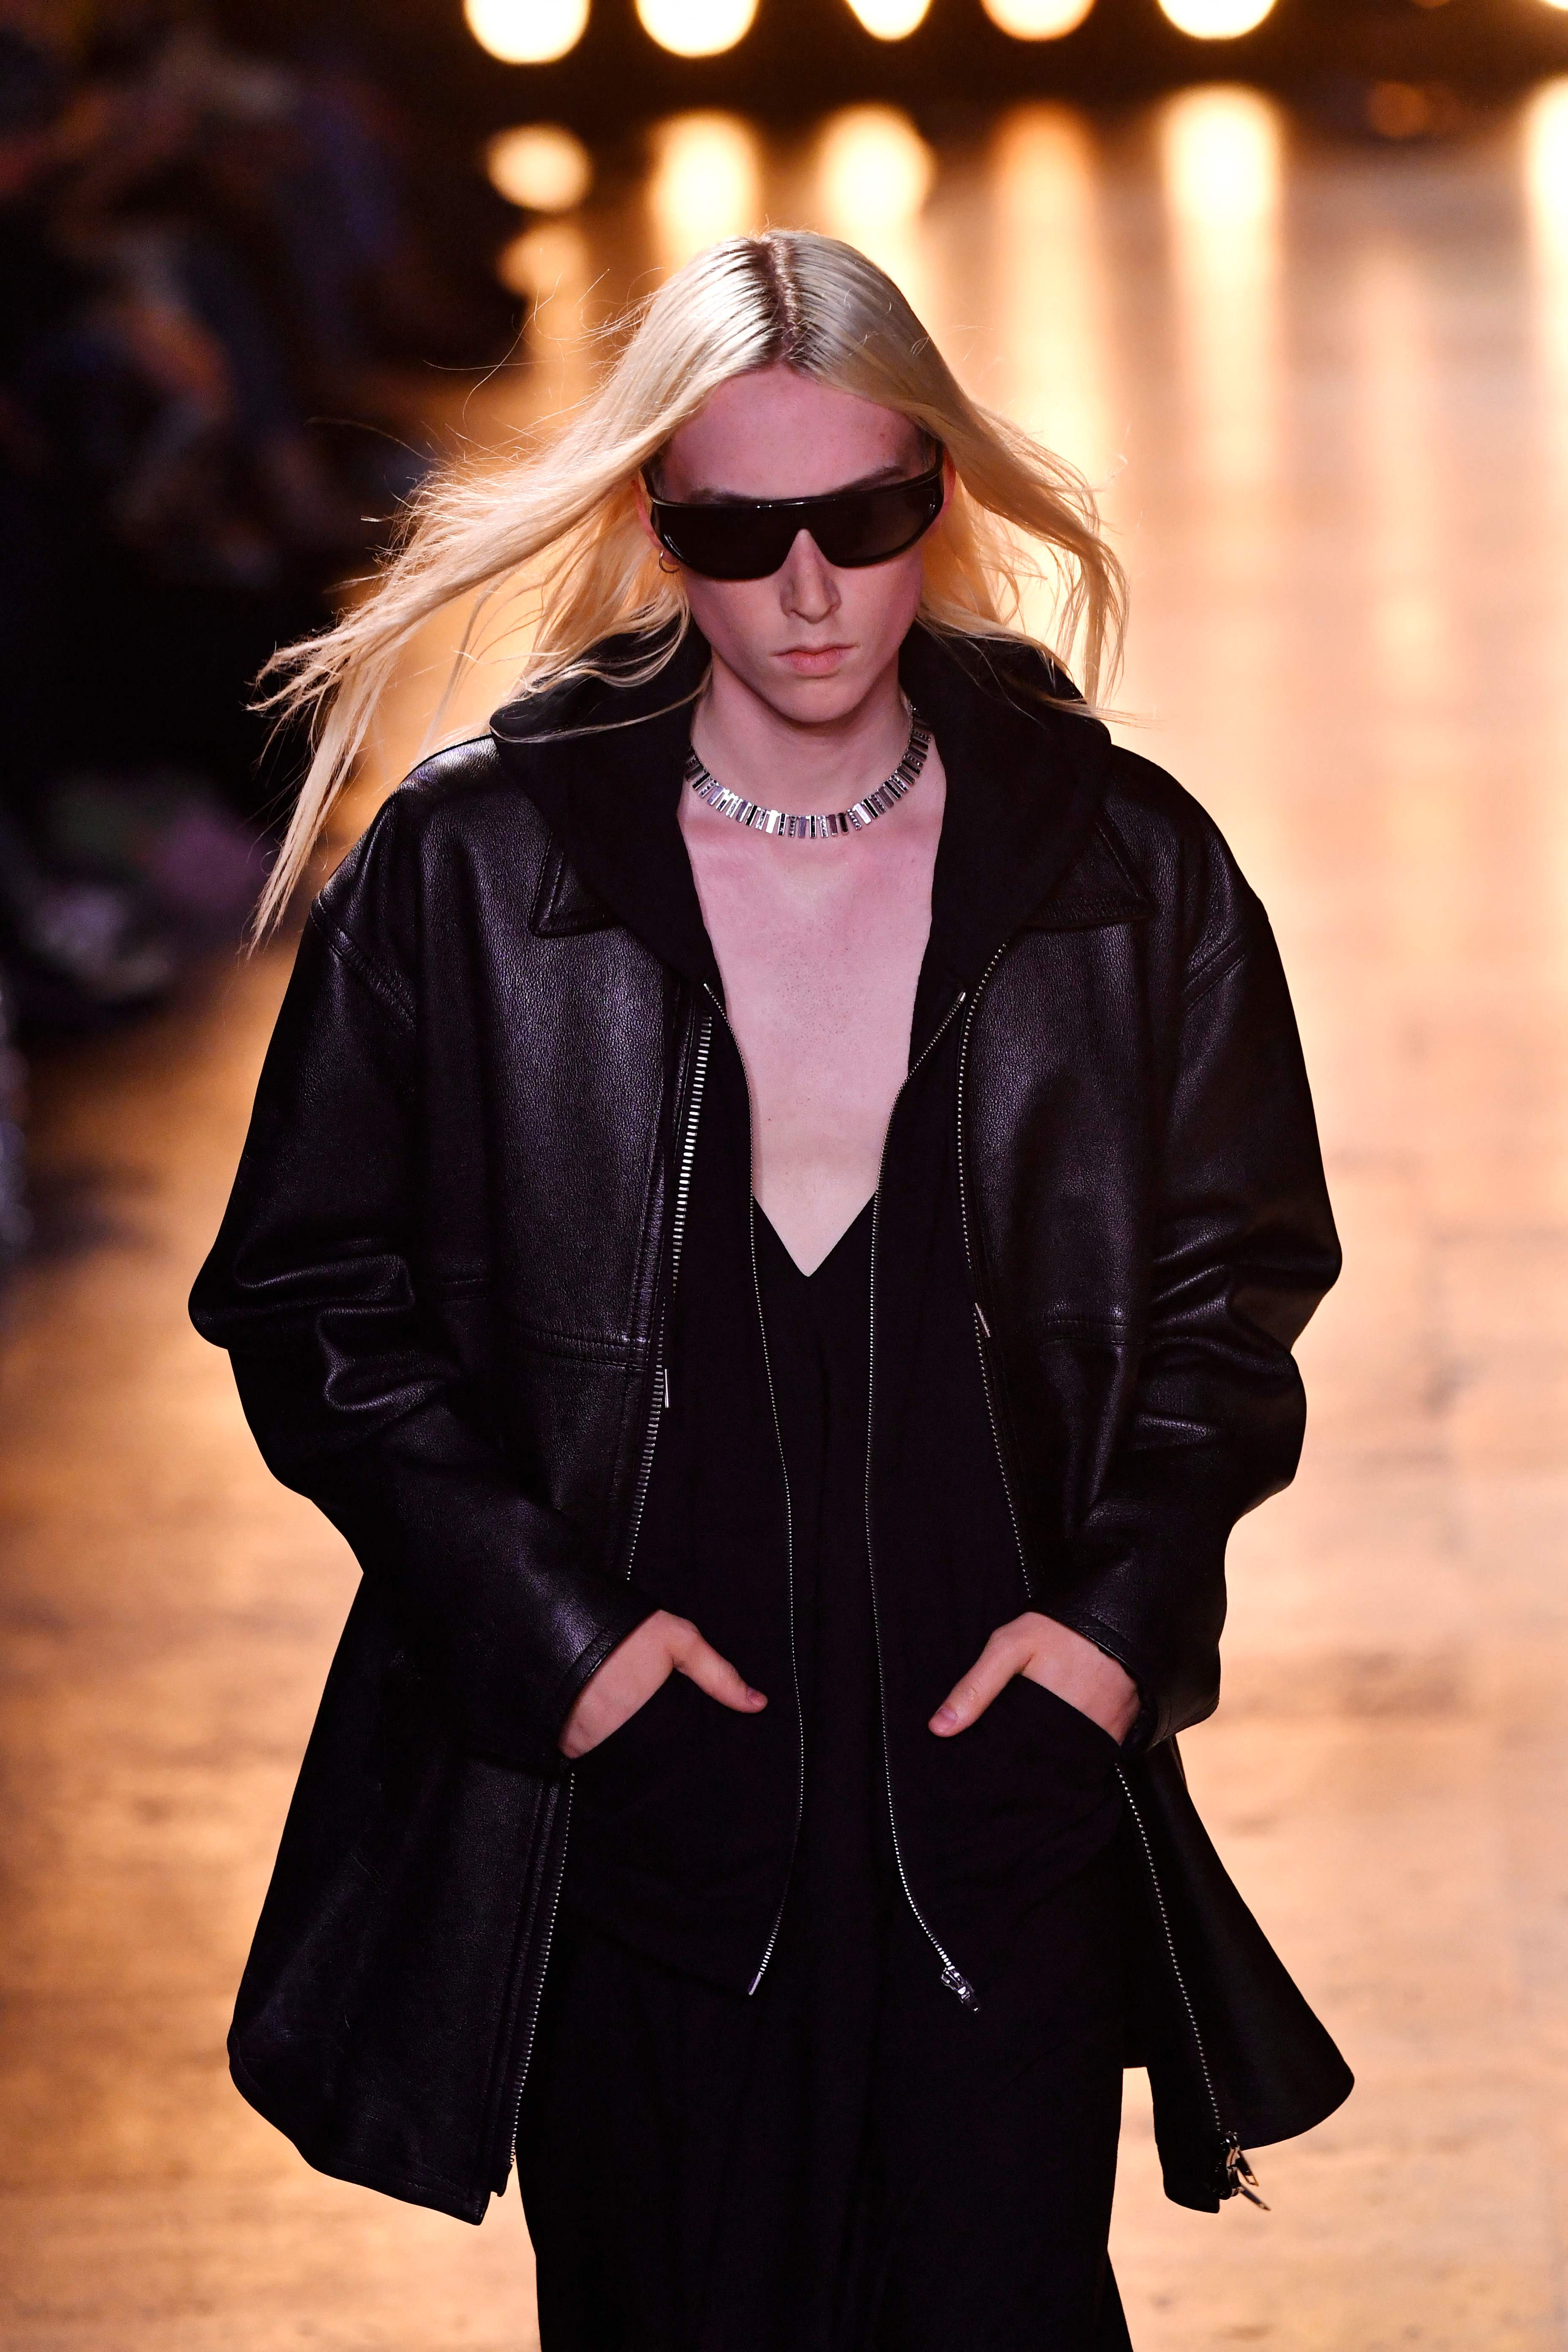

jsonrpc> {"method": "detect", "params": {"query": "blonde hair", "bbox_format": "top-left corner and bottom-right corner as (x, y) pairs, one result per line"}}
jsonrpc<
(255, 228), (1127, 936)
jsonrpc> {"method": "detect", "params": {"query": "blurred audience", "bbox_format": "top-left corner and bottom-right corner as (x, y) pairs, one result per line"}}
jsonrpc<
(0, 1), (519, 1261)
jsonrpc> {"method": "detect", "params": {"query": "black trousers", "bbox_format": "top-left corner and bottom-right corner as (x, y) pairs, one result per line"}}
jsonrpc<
(517, 1841), (1132, 2352)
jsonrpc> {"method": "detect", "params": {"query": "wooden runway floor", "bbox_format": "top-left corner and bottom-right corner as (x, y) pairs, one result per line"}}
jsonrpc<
(4, 88), (1567, 2350)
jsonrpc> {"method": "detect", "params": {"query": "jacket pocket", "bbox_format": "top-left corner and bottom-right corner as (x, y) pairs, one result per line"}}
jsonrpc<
(1011, 1673), (1123, 1777)
(570, 1669), (687, 1773)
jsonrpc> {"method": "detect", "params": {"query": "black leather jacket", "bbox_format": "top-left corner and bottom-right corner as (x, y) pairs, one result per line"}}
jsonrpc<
(191, 625), (1351, 2227)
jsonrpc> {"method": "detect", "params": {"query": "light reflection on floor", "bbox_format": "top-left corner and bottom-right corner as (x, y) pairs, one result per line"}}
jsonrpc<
(3, 86), (1568, 2352)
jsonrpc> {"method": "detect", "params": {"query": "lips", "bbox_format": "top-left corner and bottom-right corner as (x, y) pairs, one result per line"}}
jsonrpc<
(777, 644), (853, 675)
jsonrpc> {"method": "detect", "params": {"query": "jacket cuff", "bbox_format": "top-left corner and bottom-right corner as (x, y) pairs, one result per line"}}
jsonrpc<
(536, 1587), (660, 1768)
(1047, 1602), (1157, 1752)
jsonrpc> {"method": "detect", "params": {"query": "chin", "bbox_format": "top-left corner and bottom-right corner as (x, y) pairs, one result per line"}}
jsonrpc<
(762, 662), (875, 717)
(773, 685), (867, 729)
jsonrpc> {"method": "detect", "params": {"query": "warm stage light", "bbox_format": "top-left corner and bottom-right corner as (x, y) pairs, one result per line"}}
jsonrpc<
(1526, 79), (1568, 242)
(496, 220), (589, 302)
(486, 125), (592, 211)
(814, 106), (934, 234)
(1156, 0), (1274, 37)
(845, 0), (932, 35)
(647, 112), (764, 265)
(1525, 79), (1568, 433)
(636, 0), (758, 55)
(981, 0), (1094, 36)
(1158, 87), (1282, 495)
(1161, 84), (1280, 224)
(464, 0), (588, 64)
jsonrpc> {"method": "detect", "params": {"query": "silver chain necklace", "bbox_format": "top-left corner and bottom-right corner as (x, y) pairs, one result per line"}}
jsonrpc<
(684, 702), (932, 840)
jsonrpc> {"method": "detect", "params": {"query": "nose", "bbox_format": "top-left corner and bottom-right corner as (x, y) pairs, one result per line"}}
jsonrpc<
(778, 528), (840, 622)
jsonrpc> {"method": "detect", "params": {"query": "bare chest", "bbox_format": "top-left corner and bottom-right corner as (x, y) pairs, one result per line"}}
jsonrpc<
(681, 766), (945, 1270)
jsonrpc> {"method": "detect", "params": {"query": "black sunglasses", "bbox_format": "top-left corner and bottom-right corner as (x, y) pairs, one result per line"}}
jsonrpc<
(646, 451), (946, 583)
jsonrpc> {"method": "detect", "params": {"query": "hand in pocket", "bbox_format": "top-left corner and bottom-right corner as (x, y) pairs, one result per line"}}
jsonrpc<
(927, 1612), (1138, 1745)
(558, 1609), (767, 1759)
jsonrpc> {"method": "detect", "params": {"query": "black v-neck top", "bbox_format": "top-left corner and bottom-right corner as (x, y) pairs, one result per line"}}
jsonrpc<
(539, 624), (1126, 2001)
(564, 1175), (899, 1989)
(562, 1006), (1123, 2002)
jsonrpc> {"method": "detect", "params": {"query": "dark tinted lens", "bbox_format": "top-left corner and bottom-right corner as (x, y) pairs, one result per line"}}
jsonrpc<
(810, 472), (945, 569)
(650, 505), (799, 582)
(649, 455), (945, 583)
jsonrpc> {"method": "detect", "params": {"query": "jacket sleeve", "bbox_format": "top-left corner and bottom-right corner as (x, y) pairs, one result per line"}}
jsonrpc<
(188, 894), (656, 1775)
(1051, 908), (1340, 1747)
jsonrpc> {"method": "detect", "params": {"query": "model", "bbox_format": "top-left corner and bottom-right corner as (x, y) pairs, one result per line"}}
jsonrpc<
(191, 229), (1351, 2351)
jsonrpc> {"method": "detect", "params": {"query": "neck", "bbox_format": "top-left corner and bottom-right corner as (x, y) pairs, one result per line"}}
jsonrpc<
(691, 652), (910, 816)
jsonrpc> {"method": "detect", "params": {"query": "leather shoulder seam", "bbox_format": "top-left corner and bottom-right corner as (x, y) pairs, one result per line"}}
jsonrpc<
(1181, 906), (1266, 1010)
(309, 906), (416, 1032)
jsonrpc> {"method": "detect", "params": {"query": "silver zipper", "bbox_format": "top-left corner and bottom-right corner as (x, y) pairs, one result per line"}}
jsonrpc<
(701, 984), (807, 1998)
(1117, 1766), (1263, 2204)
(501, 1775), (572, 2175)
(620, 1013), (711, 1577)
(955, 946), (1032, 1606)
(864, 989), (980, 2008)
(956, 954), (1264, 2201)
(501, 1004), (712, 2167)
(669, 1016), (710, 1293)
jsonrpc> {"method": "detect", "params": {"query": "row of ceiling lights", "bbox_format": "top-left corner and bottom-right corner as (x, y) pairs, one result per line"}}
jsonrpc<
(487, 76), (1568, 242)
(464, 0), (1282, 68)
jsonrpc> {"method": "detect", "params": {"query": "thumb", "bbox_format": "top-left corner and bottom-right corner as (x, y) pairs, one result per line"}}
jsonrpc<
(929, 1636), (1020, 1737)
(674, 1633), (767, 1714)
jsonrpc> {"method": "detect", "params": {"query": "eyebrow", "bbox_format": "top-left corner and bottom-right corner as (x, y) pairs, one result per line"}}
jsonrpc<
(671, 459), (925, 507)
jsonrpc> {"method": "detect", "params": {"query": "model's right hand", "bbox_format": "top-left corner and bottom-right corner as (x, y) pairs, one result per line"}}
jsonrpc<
(558, 1610), (767, 1759)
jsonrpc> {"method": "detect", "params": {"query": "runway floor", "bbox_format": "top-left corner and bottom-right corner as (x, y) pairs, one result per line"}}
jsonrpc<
(4, 84), (1568, 2351)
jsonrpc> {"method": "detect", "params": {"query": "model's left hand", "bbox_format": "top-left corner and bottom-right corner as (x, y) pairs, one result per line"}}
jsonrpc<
(929, 1612), (1140, 1745)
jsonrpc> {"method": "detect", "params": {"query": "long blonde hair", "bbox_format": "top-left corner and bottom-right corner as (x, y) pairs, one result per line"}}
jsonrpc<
(255, 228), (1127, 936)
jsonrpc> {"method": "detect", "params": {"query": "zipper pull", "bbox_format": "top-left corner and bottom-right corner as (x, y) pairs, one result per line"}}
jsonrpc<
(975, 1301), (991, 1339)
(662, 1366), (671, 1411)
(1224, 2139), (1269, 2210)
(939, 1961), (980, 2010)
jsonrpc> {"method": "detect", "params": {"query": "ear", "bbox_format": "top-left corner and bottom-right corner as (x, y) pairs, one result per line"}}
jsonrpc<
(938, 449), (956, 520)
(635, 474), (662, 553)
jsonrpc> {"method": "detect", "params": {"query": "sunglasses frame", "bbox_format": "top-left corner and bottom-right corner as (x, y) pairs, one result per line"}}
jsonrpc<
(645, 449), (947, 583)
